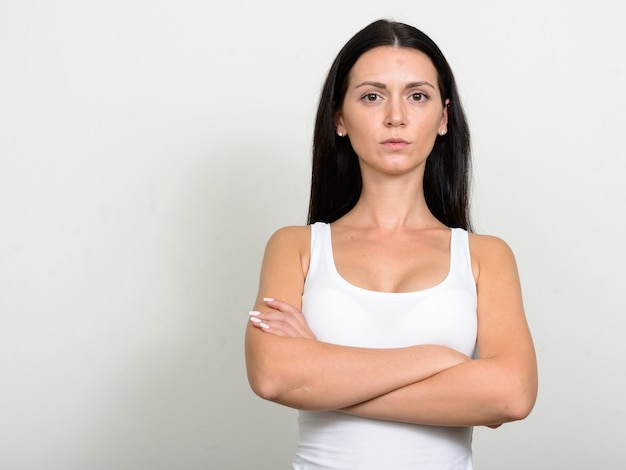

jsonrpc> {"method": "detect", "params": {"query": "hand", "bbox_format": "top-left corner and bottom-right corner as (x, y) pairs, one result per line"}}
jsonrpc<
(249, 298), (317, 340)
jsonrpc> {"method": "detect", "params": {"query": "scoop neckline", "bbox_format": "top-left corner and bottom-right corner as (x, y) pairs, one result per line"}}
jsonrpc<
(322, 223), (456, 298)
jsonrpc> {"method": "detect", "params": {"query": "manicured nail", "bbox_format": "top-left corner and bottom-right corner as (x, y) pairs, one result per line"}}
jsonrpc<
(263, 297), (274, 302)
(250, 317), (262, 324)
(249, 311), (261, 316)
(259, 322), (270, 329)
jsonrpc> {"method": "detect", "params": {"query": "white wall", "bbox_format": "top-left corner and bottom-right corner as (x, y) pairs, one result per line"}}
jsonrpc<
(1, 1), (624, 468)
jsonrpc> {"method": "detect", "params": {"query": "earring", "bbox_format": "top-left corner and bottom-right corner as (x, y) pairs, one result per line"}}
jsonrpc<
(337, 131), (343, 137)
(440, 129), (447, 136)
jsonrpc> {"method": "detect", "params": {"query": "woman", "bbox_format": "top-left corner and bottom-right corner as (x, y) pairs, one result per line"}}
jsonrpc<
(245, 19), (537, 469)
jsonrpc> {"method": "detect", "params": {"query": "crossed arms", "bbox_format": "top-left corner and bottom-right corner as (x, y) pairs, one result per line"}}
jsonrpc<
(245, 226), (537, 427)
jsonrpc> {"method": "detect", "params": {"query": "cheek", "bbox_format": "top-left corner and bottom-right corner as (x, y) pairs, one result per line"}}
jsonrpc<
(417, 112), (443, 130)
(346, 134), (370, 159)
(343, 120), (373, 151)
(346, 126), (376, 155)
(415, 118), (444, 145)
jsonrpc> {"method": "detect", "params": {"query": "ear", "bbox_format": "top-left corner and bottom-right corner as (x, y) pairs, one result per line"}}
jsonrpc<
(334, 110), (347, 137)
(439, 99), (450, 135)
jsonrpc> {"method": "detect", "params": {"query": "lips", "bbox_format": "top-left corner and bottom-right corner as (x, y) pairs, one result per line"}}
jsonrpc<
(381, 137), (409, 150)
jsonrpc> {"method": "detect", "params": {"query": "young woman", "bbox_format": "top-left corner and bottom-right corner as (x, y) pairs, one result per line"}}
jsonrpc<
(245, 19), (537, 469)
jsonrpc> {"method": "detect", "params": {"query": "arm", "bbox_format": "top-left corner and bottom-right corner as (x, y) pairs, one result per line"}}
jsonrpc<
(245, 226), (469, 411)
(340, 235), (538, 426)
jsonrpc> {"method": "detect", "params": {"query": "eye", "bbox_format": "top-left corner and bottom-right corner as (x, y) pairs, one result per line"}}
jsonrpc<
(362, 93), (381, 102)
(410, 93), (429, 102)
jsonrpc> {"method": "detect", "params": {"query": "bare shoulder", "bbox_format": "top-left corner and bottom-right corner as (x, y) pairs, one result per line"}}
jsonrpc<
(469, 233), (517, 279)
(468, 233), (515, 258)
(263, 225), (312, 276)
(468, 233), (519, 282)
(253, 225), (312, 311)
(265, 225), (311, 252)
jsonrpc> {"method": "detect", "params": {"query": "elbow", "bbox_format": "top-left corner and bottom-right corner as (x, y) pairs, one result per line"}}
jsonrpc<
(504, 394), (535, 422)
(252, 381), (282, 403)
(247, 363), (301, 404)
(245, 336), (317, 409)
(245, 337), (289, 403)
(248, 369), (314, 409)
(247, 368), (283, 402)
(499, 376), (538, 422)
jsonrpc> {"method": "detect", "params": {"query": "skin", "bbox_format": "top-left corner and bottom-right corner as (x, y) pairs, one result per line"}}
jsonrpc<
(245, 46), (537, 427)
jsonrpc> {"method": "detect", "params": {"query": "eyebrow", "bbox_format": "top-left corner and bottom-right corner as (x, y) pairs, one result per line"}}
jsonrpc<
(354, 80), (436, 90)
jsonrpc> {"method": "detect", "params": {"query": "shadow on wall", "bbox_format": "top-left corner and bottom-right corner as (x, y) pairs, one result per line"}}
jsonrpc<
(69, 141), (300, 470)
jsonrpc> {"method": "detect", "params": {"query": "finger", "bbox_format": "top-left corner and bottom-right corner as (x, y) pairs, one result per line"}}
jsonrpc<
(263, 299), (310, 328)
(249, 311), (292, 333)
(252, 308), (302, 330)
(255, 310), (312, 338)
(250, 311), (309, 338)
(249, 316), (294, 337)
(249, 314), (267, 327)
(263, 297), (302, 315)
(251, 307), (316, 339)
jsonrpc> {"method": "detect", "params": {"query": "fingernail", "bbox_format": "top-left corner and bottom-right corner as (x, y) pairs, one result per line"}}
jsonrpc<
(250, 317), (262, 324)
(260, 322), (270, 329)
(249, 311), (261, 316)
(263, 297), (274, 302)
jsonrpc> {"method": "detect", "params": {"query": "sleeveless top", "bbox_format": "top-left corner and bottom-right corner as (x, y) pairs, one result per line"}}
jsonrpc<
(293, 222), (478, 470)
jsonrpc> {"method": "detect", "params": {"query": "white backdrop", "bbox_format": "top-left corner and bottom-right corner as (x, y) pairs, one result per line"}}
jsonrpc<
(1, 1), (625, 468)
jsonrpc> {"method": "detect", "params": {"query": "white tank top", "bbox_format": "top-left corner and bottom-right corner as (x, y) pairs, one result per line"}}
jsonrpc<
(294, 222), (478, 469)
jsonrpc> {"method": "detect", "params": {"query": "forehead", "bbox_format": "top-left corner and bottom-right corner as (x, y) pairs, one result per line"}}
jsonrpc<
(348, 46), (439, 87)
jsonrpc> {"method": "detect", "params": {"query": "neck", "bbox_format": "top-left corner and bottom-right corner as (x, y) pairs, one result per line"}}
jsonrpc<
(346, 174), (441, 231)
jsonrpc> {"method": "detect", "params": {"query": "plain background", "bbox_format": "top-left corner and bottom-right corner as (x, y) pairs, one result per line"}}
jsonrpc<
(1, 1), (625, 468)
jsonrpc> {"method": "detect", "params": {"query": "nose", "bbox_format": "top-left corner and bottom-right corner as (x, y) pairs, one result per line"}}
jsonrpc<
(385, 98), (406, 127)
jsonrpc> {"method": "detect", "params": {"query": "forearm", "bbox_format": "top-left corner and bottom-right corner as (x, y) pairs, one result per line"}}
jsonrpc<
(246, 325), (468, 411)
(341, 357), (537, 426)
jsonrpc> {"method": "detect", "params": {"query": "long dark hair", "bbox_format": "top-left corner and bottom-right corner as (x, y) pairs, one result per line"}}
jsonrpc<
(307, 19), (472, 231)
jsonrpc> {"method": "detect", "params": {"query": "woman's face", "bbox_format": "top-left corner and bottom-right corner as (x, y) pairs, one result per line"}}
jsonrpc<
(336, 46), (448, 177)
